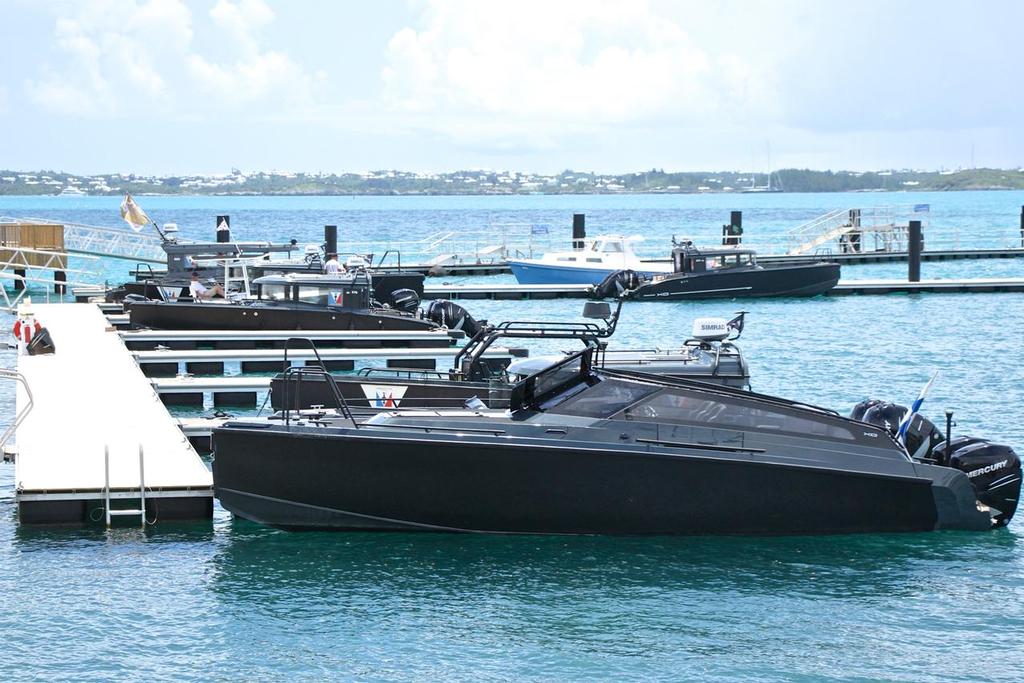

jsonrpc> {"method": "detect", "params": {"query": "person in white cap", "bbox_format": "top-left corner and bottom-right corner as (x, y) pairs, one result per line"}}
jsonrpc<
(12, 298), (42, 355)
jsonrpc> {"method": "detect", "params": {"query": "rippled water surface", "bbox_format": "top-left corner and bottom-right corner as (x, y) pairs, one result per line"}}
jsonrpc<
(1, 192), (1023, 680)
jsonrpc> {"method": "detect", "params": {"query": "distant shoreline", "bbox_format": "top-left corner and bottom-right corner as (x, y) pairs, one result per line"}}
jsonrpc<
(3, 166), (1024, 197)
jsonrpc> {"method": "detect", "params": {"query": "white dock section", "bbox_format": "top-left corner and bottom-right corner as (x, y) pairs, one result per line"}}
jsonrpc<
(132, 346), (518, 364)
(15, 304), (213, 523)
(120, 328), (462, 345)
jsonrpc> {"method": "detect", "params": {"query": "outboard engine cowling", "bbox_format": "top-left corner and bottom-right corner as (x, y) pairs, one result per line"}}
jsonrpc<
(934, 438), (1022, 526)
(389, 288), (420, 314)
(592, 269), (640, 299)
(426, 300), (483, 338)
(853, 399), (945, 460)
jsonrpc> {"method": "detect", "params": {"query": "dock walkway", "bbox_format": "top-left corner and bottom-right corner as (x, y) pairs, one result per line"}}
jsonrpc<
(14, 304), (213, 523)
(420, 277), (1024, 300)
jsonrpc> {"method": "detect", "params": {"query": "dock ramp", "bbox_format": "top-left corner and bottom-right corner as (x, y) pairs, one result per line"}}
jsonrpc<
(13, 304), (213, 524)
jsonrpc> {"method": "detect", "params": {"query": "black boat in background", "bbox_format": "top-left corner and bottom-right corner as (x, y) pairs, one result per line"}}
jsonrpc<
(213, 315), (1021, 535)
(593, 243), (840, 300)
(269, 304), (750, 411)
(125, 272), (471, 333)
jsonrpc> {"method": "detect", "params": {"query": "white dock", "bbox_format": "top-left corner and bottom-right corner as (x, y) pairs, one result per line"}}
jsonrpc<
(132, 345), (524, 376)
(14, 304), (213, 524)
(119, 328), (461, 349)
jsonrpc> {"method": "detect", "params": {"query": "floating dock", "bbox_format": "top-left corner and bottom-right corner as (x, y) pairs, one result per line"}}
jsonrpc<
(420, 277), (1024, 300)
(132, 344), (525, 376)
(14, 304), (213, 524)
(119, 328), (461, 350)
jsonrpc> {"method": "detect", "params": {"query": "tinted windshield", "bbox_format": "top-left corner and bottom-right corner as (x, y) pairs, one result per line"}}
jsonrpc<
(547, 378), (658, 418)
(617, 388), (854, 440)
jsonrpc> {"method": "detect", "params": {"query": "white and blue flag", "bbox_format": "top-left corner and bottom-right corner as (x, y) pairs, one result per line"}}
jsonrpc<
(896, 371), (938, 444)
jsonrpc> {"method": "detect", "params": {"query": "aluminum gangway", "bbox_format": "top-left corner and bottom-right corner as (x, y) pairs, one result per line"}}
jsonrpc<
(1, 216), (165, 264)
(785, 205), (931, 256)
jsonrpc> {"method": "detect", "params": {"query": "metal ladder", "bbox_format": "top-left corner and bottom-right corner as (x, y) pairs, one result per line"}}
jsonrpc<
(103, 444), (147, 527)
(0, 368), (35, 460)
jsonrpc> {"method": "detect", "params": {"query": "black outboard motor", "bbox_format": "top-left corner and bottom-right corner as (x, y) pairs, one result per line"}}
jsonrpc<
(426, 300), (483, 338)
(592, 269), (640, 299)
(933, 437), (1022, 526)
(389, 288), (420, 314)
(852, 399), (945, 460)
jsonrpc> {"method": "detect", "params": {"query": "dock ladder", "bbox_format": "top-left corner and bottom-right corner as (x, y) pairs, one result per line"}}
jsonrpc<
(103, 444), (147, 527)
(0, 368), (35, 461)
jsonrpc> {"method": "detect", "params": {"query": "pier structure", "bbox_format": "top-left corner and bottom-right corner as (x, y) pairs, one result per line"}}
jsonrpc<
(413, 278), (1024, 300)
(13, 304), (213, 524)
(0, 219), (101, 309)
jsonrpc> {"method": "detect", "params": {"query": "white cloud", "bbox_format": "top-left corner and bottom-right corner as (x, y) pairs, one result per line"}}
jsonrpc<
(24, 0), (320, 116)
(380, 0), (777, 144)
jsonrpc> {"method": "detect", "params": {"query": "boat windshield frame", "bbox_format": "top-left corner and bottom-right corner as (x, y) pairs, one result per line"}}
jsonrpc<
(509, 346), (597, 411)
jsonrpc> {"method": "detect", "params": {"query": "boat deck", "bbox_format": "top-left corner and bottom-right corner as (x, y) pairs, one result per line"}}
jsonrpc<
(14, 304), (213, 524)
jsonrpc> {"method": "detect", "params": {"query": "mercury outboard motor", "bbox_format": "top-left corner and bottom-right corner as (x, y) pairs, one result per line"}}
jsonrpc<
(426, 300), (483, 338)
(933, 437), (1022, 526)
(592, 269), (640, 299)
(389, 288), (420, 314)
(852, 399), (945, 460)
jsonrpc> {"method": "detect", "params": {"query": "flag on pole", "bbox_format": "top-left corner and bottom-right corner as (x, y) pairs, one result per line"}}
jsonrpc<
(120, 194), (151, 232)
(896, 371), (938, 444)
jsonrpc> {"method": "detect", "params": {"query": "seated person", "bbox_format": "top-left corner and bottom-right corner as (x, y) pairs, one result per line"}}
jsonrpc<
(323, 253), (344, 276)
(189, 271), (225, 300)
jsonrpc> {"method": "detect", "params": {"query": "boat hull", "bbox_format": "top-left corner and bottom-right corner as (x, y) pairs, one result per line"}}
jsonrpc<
(125, 301), (437, 332)
(213, 426), (988, 535)
(509, 260), (661, 285)
(631, 263), (840, 300)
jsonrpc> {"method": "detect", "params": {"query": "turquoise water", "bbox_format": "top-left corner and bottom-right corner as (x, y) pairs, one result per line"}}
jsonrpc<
(1, 192), (1024, 680)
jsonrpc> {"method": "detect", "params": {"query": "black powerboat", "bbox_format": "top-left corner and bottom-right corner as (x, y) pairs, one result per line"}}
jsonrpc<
(593, 243), (840, 300)
(213, 325), (1020, 535)
(268, 305), (750, 411)
(124, 271), (461, 332)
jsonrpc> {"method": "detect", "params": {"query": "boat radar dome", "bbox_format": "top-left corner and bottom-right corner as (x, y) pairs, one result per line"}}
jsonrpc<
(163, 223), (179, 236)
(691, 317), (731, 342)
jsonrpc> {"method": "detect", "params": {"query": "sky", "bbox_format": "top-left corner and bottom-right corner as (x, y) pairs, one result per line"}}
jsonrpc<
(1, 0), (1022, 175)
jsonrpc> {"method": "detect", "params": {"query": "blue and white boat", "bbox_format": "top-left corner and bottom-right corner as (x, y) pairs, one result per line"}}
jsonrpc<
(507, 235), (670, 285)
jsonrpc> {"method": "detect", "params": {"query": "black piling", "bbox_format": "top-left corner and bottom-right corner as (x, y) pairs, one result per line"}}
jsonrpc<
(216, 215), (231, 243)
(1019, 206), (1023, 248)
(572, 214), (586, 250)
(54, 270), (67, 294)
(908, 220), (923, 282)
(722, 211), (743, 246)
(325, 225), (338, 256)
(14, 268), (25, 291)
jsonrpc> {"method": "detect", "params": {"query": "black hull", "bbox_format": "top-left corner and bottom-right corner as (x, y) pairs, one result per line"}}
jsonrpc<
(632, 263), (840, 300)
(213, 428), (987, 535)
(125, 301), (436, 332)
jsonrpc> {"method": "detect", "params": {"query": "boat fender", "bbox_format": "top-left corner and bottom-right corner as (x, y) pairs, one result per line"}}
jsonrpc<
(426, 300), (483, 338)
(934, 438), (1022, 526)
(592, 269), (640, 299)
(389, 288), (420, 314)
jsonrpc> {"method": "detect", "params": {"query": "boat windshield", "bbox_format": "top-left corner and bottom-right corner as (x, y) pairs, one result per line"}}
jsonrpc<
(710, 253), (755, 270)
(614, 387), (855, 440)
(261, 284), (289, 301)
(297, 285), (335, 305)
(546, 378), (658, 418)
